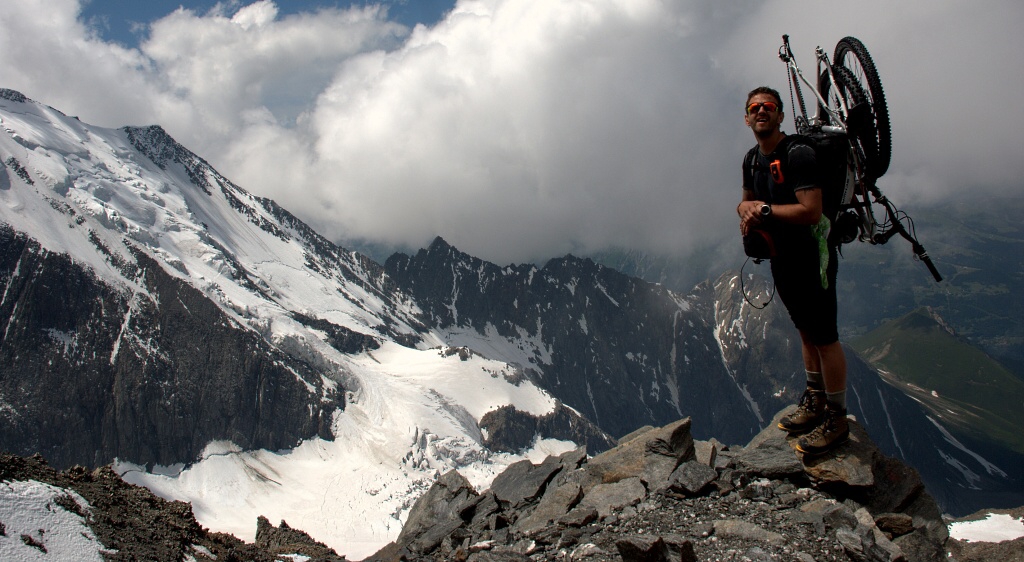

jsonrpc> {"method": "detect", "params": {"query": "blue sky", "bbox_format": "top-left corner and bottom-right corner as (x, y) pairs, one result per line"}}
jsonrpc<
(81, 0), (455, 46)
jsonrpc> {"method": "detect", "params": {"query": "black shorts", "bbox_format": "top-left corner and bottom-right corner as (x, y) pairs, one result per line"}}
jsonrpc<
(771, 244), (839, 346)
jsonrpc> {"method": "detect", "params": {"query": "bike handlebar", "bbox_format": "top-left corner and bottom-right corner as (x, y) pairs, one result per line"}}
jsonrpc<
(871, 197), (943, 282)
(872, 226), (942, 282)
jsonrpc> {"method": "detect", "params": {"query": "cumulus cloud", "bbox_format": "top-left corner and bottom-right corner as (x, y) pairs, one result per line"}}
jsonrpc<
(301, 0), (742, 260)
(1, 0), (1022, 265)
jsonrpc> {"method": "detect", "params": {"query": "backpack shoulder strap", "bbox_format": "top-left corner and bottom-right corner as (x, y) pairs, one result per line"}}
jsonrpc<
(746, 135), (805, 170)
(744, 134), (811, 188)
(773, 133), (813, 182)
(743, 145), (758, 169)
(742, 145), (759, 188)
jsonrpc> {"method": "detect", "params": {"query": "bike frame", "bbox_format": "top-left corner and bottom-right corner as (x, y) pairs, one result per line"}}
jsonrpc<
(780, 44), (846, 132)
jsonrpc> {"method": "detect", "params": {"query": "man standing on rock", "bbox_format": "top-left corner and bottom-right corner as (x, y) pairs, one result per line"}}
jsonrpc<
(737, 86), (849, 455)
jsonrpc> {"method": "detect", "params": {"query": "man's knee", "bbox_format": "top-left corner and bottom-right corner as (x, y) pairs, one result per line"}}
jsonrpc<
(798, 327), (838, 348)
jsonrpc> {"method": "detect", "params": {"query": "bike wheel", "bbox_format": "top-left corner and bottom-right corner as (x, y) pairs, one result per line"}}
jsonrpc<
(834, 36), (891, 177)
(819, 65), (877, 172)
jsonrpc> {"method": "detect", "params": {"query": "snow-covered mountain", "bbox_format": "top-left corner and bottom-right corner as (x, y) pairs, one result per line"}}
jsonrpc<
(1, 88), (1020, 558)
(0, 89), (599, 558)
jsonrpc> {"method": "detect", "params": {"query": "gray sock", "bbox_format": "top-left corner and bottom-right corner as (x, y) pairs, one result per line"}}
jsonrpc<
(806, 371), (824, 391)
(826, 389), (847, 411)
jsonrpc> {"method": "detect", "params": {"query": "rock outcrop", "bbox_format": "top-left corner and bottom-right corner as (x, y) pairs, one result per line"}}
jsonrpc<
(368, 411), (953, 562)
(383, 238), (1024, 518)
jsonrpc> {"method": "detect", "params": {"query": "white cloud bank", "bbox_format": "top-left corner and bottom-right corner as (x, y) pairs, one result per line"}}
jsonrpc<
(2, 0), (1022, 264)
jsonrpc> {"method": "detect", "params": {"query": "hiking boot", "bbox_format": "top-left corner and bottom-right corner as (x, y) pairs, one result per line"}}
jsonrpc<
(796, 404), (850, 456)
(777, 388), (826, 434)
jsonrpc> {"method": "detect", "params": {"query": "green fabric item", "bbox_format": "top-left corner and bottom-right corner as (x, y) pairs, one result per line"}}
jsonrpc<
(811, 215), (831, 289)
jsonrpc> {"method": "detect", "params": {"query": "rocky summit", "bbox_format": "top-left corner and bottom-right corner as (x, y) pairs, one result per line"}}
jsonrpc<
(368, 409), (1014, 562)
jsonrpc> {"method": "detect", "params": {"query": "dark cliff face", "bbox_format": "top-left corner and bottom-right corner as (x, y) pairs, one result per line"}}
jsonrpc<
(385, 237), (761, 443)
(0, 225), (336, 469)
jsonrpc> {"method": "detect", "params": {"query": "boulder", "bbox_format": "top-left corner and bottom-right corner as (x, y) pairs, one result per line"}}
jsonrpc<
(785, 418), (943, 527)
(512, 482), (582, 536)
(582, 418), (694, 491)
(693, 439), (719, 467)
(393, 469), (478, 555)
(580, 477), (647, 518)
(615, 534), (696, 562)
(796, 420), (876, 487)
(490, 456), (562, 508)
(666, 460), (718, 496)
(558, 505), (599, 528)
(713, 519), (786, 546)
(733, 413), (805, 480)
(875, 513), (914, 537)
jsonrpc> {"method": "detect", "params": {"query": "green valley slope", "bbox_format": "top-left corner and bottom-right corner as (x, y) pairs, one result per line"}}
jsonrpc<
(852, 307), (1024, 455)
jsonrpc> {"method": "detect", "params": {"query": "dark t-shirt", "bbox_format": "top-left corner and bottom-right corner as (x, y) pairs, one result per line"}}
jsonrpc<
(742, 136), (838, 345)
(742, 137), (820, 254)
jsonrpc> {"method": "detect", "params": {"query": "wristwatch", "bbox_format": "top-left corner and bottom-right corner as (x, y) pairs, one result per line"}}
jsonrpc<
(760, 204), (772, 217)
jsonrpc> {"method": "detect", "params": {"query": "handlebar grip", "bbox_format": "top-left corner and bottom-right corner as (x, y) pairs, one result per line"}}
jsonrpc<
(920, 253), (942, 282)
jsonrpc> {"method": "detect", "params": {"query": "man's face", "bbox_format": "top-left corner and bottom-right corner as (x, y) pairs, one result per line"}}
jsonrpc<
(744, 93), (784, 137)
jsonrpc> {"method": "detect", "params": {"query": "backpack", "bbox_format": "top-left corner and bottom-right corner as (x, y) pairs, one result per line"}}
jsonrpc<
(743, 131), (856, 246)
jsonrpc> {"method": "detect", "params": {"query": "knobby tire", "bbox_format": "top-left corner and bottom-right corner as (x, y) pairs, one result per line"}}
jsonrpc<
(833, 37), (891, 178)
(819, 64), (876, 183)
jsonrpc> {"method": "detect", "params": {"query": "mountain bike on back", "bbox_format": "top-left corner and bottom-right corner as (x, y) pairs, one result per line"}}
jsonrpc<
(777, 34), (942, 282)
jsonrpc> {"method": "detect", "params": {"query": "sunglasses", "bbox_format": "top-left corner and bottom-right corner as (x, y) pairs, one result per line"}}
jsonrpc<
(746, 101), (780, 115)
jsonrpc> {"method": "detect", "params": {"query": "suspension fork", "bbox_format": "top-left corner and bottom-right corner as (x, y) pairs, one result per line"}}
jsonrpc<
(779, 35), (846, 131)
(780, 35), (808, 124)
(852, 175), (881, 242)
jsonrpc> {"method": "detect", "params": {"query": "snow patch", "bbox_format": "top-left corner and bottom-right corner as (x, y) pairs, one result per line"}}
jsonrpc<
(712, 300), (763, 424)
(949, 513), (1024, 543)
(926, 416), (1006, 478)
(875, 386), (905, 459)
(595, 282), (619, 307)
(0, 480), (106, 561)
